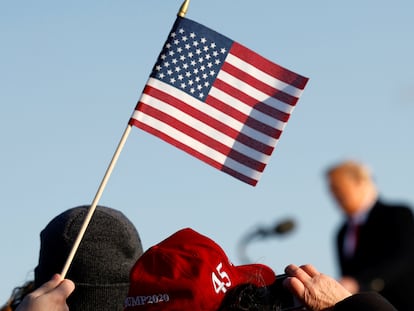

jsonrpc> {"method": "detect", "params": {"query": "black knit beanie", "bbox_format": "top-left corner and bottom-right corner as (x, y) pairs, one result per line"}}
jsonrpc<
(34, 205), (143, 311)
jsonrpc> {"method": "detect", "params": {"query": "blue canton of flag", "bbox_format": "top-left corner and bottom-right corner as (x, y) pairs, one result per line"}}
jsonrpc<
(151, 19), (232, 101)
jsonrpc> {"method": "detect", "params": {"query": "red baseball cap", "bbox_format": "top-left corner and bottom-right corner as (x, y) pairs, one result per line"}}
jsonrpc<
(124, 228), (276, 311)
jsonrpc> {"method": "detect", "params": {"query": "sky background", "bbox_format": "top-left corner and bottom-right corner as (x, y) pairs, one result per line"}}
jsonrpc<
(1, 0), (414, 303)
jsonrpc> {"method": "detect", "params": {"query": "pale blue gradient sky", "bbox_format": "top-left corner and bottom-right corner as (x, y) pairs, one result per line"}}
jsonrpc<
(1, 0), (414, 302)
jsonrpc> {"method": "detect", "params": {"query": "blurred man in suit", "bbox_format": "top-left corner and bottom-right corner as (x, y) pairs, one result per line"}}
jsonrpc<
(326, 160), (414, 311)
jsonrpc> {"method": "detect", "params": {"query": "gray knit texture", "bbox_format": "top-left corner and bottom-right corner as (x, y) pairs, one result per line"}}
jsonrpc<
(34, 205), (143, 311)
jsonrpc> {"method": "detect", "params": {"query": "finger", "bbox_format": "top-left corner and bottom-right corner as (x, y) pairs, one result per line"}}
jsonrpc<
(284, 264), (299, 276)
(285, 264), (311, 283)
(283, 276), (306, 300)
(29, 274), (62, 298)
(54, 279), (75, 299)
(299, 264), (320, 277)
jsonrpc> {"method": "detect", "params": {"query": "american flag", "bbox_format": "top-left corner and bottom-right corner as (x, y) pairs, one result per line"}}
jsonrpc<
(129, 17), (308, 186)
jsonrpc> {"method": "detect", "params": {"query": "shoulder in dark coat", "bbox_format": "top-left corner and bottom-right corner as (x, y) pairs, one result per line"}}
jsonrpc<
(334, 292), (397, 311)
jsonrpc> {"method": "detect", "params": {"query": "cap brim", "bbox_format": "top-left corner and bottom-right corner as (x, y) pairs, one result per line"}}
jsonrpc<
(235, 263), (276, 286)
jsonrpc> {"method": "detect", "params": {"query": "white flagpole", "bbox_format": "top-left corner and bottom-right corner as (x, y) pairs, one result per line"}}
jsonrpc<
(60, 0), (191, 279)
(61, 124), (132, 277)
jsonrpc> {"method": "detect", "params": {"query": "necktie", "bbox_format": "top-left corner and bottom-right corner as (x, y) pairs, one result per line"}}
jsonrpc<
(344, 220), (360, 258)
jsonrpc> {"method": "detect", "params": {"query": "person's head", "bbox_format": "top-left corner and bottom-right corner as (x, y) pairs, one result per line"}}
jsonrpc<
(34, 205), (143, 311)
(326, 160), (377, 216)
(124, 228), (277, 311)
(218, 272), (306, 311)
(217, 284), (272, 311)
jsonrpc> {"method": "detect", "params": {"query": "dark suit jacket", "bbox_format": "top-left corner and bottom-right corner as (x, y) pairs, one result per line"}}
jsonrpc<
(336, 199), (414, 311)
(334, 292), (397, 311)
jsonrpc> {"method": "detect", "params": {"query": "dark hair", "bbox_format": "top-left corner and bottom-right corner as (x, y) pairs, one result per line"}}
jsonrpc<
(0, 280), (34, 311)
(218, 283), (282, 311)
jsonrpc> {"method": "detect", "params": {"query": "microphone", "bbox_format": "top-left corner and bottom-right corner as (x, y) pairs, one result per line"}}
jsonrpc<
(254, 219), (295, 238)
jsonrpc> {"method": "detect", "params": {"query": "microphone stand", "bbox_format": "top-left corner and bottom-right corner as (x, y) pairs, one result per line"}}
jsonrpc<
(237, 219), (296, 264)
(237, 229), (262, 264)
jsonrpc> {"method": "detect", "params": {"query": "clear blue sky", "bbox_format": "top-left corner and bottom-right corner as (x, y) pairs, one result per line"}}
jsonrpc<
(1, 0), (414, 303)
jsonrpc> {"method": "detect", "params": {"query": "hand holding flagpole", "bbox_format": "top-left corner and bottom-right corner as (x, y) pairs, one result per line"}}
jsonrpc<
(60, 0), (191, 278)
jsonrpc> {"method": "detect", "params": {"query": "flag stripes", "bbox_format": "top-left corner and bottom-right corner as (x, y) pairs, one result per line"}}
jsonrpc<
(129, 17), (308, 186)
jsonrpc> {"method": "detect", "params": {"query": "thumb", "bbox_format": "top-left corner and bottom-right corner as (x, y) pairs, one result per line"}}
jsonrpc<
(54, 278), (75, 299)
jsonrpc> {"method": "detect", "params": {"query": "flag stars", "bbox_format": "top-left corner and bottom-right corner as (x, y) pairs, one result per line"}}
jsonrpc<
(151, 24), (228, 101)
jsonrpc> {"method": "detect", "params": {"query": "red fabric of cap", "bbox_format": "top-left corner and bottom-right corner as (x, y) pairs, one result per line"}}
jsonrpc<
(124, 228), (276, 311)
